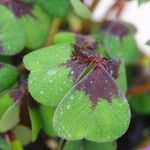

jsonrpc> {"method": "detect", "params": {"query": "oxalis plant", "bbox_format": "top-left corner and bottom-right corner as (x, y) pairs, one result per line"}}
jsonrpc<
(0, 0), (150, 150)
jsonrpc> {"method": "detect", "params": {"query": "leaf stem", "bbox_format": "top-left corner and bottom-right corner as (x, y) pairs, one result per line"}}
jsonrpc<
(6, 131), (23, 150)
(90, 0), (100, 12)
(17, 63), (26, 74)
(59, 139), (66, 150)
(45, 17), (62, 46)
(127, 82), (150, 95)
(103, 0), (125, 20)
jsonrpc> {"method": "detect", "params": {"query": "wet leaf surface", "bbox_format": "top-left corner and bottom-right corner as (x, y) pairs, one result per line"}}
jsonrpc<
(0, 5), (25, 55)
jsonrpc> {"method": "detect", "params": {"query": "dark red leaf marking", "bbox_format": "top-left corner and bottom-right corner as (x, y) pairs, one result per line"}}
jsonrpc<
(76, 64), (119, 107)
(106, 60), (121, 80)
(0, 0), (33, 17)
(67, 35), (121, 107)
(10, 82), (26, 101)
(6, 131), (16, 141)
(101, 20), (129, 39)
(28, 93), (39, 108)
(67, 59), (88, 82)
(76, 34), (97, 50)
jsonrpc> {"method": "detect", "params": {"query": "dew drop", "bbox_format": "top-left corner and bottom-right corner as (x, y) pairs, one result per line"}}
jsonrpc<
(118, 103), (122, 107)
(60, 110), (63, 114)
(66, 105), (71, 110)
(7, 46), (11, 50)
(71, 70), (74, 75)
(0, 34), (4, 38)
(48, 69), (57, 76)
(90, 81), (93, 84)
(110, 70), (113, 75)
(40, 91), (44, 94)
(49, 80), (53, 83)
(70, 96), (74, 100)
(106, 135), (110, 139)
(36, 61), (39, 64)
(82, 86), (86, 90)
(67, 134), (71, 138)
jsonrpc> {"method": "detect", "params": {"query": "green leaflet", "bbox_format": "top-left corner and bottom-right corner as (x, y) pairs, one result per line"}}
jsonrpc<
(116, 61), (127, 92)
(53, 32), (76, 44)
(53, 32), (127, 92)
(29, 107), (42, 141)
(138, 0), (150, 5)
(13, 125), (32, 146)
(0, 90), (14, 118)
(38, 105), (56, 136)
(28, 0), (69, 18)
(23, 44), (74, 106)
(29, 105), (56, 141)
(53, 91), (130, 142)
(39, 0), (69, 18)
(129, 93), (150, 114)
(24, 42), (130, 142)
(0, 101), (20, 133)
(0, 63), (19, 93)
(97, 32), (139, 64)
(18, 5), (50, 50)
(23, 43), (73, 71)
(0, 85), (25, 132)
(53, 32), (106, 56)
(28, 67), (73, 106)
(70, 0), (91, 19)
(0, 138), (11, 150)
(0, 5), (25, 55)
(63, 140), (116, 150)
(21, 0), (69, 17)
